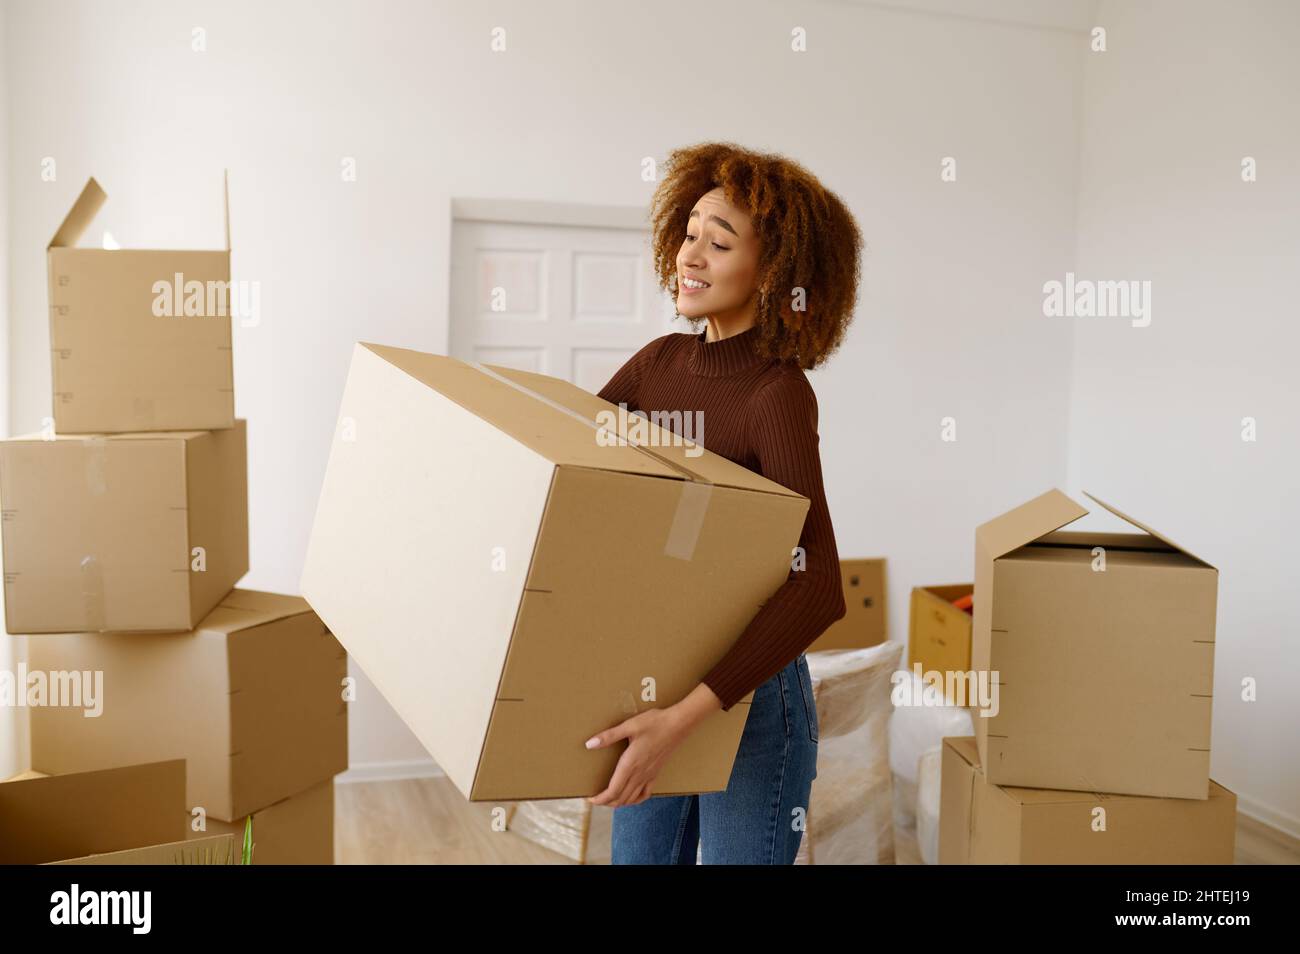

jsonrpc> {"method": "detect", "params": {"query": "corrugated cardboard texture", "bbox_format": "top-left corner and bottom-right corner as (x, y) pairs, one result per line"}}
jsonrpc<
(28, 589), (346, 821)
(302, 343), (809, 801)
(973, 489), (1217, 799)
(46, 177), (234, 433)
(0, 760), (186, 865)
(939, 738), (1235, 864)
(808, 558), (886, 651)
(481, 466), (801, 799)
(188, 778), (333, 865)
(0, 421), (248, 633)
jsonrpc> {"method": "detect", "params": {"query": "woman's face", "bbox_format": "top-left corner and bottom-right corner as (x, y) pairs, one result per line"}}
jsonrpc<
(674, 187), (761, 321)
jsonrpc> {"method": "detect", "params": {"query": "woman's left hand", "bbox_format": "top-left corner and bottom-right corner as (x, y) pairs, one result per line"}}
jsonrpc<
(585, 706), (692, 807)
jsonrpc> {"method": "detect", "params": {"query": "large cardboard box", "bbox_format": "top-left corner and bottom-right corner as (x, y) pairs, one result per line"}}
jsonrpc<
(0, 760), (186, 865)
(973, 489), (1217, 799)
(807, 558), (886, 651)
(47, 177), (235, 433)
(908, 584), (974, 698)
(0, 420), (248, 633)
(188, 778), (334, 865)
(301, 343), (811, 801)
(28, 589), (347, 822)
(938, 738), (1235, 864)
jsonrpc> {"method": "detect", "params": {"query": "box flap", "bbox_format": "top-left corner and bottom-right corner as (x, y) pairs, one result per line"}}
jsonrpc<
(1, 769), (48, 782)
(1082, 491), (1214, 567)
(361, 342), (682, 482)
(197, 588), (313, 635)
(945, 735), (980, 768)
(361, 342), (802, 497)
(49, 177), (107, 249)
(479, 362), (803, 498)
(975, 488), (1087, 560)
(48, 833), (238, 865)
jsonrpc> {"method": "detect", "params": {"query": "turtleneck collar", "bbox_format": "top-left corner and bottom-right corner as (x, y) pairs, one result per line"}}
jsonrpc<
(685, 323), (769, 377)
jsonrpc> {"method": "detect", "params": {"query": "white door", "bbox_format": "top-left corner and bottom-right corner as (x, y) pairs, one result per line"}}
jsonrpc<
(449, 213), (677, 392)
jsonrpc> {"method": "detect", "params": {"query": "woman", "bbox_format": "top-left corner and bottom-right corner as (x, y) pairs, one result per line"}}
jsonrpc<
(588, 142), (863, 864)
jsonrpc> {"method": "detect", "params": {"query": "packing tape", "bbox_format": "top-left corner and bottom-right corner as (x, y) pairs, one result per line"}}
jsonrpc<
(80, 554), (106, 631)
(84, 437), (108, 496)
(467, 361), (712, 561)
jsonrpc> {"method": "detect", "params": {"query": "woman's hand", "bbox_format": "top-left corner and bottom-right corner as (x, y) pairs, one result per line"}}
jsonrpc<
(584, 706), (693, 808)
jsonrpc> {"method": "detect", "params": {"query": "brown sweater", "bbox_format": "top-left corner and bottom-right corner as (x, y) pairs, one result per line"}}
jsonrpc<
(597, 324), (847, 712)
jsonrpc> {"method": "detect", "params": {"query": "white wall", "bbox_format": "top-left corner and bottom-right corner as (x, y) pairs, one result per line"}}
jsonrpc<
(1068, 0), (1300, 834)
(3, 0), (1093, 782)
(0, 1), (19, 781)
(10, 0), (1294, 839)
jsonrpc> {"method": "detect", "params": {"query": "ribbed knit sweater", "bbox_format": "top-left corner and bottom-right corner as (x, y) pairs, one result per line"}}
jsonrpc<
(597, 324), (847, 712)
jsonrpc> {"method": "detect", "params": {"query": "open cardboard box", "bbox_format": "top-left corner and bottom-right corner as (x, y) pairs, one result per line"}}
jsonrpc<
(46, 176), (235, 433)
(49, 834), (238, 865)
(0, 760), (186, 865)
(907, 583), (974, 700)
(973, 489), (1217, 799)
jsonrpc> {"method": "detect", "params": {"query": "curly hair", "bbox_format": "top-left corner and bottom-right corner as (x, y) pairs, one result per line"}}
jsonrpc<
(648, 141), (863, 371)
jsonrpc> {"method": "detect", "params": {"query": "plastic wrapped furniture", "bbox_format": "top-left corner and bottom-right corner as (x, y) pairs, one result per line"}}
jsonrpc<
(504, 800), (613, 864)
(888, 668), (974, 857)
(795, 642), (904, 864)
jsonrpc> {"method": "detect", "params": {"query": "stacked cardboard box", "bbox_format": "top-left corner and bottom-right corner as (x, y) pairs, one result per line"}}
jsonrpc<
(0, 178), (345, 865)
(939, 489), (1236, 864)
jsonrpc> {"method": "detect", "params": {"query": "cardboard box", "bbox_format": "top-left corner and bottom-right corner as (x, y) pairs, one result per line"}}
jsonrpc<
(188, 778), (334, 865)
(908, 584), (974, 695)
(939, 737), (1235, 864)
(28, 589), (347, 822)
(301, 343), (811, 801)
(807, 558), (886, 651)
(973, 489), (1217, 799)
(50, 834), (238, 865)
(47, 177), (235, 433)
(0, 420), (248, 633)
(0, 760), (186, 865)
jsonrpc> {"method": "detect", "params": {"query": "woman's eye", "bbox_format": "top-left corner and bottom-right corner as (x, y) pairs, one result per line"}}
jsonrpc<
(685, 234), (729, 251)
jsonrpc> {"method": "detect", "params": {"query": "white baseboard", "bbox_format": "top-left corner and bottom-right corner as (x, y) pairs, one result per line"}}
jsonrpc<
(1236, 792), (1300, 842)
(337, 758), (444, 785)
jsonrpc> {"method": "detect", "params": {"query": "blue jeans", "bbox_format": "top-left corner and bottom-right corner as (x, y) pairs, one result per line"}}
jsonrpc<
(610, 653), (819, 864)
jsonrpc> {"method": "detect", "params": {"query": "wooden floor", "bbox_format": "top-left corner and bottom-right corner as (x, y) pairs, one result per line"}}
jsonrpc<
(335, 775), (1300, 865)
